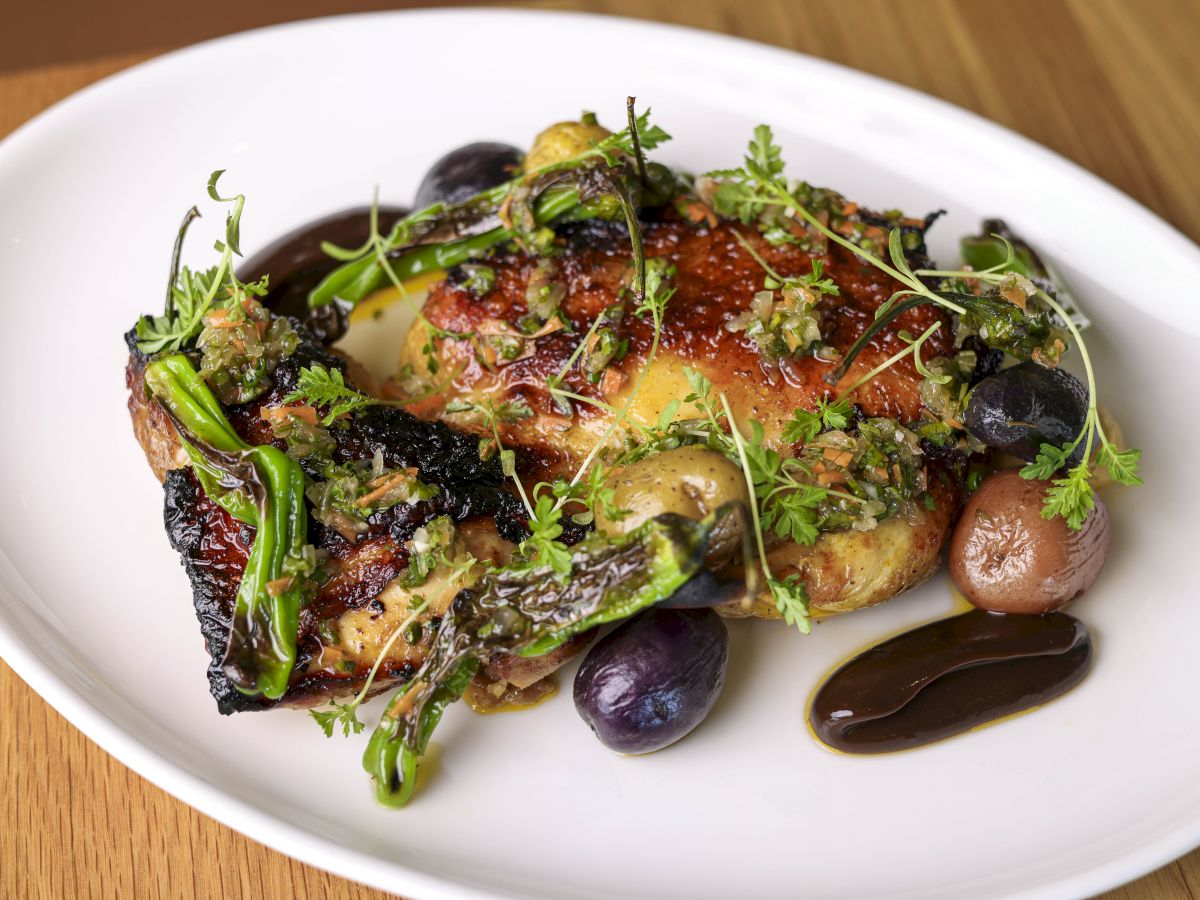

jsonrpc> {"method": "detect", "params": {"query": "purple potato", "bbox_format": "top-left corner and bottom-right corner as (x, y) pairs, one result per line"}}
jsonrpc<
(573, 608), (729, 754)
(965, 361), (1088, 464)
(413, 142), (522, 209)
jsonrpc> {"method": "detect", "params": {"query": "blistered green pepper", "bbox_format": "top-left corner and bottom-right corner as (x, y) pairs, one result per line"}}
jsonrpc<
(307, 185), (601, 309)
(362, 513), (710, 807)
(144, 354), (310, 700)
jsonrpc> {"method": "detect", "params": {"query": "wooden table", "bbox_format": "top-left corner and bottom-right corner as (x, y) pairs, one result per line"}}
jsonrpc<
(2, 1), (1197, 897)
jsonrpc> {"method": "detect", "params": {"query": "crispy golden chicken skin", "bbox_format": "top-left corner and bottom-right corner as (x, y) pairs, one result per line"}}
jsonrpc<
(402, 217), (961, 614)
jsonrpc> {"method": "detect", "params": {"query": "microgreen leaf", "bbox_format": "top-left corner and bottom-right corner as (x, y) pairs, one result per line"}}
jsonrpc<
(768, 575), (811, 634)
(1019, 442), (1073, 481)
(783, 397), (852, 444)
(1098, 443), (1143, 487)
(519, 494), (572, 577)
(285, 365), (378, 424)
(1041, 463), (1095, 530)
(310, 701), (365, 738)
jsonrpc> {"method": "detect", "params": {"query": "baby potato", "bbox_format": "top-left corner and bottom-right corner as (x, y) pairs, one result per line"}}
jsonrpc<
(949, 469), (1111, 614)
(525, 119), (613, 171)
(594, 446), (749, 567)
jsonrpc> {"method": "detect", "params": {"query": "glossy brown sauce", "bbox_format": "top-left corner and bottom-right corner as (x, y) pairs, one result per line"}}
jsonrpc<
(809, 610), (1092, 754)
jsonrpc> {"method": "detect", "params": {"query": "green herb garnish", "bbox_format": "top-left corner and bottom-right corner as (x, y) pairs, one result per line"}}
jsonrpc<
(136, 173), (269, 354)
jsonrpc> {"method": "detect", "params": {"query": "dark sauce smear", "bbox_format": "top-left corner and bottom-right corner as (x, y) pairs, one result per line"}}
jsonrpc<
(810, 610), (1092, 754)
(236, 206), (407, 344)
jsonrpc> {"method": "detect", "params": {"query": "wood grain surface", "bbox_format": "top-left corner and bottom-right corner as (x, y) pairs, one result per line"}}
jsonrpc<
(2, 2), (1198, 898)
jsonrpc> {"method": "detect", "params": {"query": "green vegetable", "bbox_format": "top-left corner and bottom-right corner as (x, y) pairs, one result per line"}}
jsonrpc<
(960, 222), (1087, 330)
(307, 193), (574, 309)
(782, 397), (852, 445)
(309, 107), (671, 311)
(362, 512), (710, 807)
(949, 291), (1068, 364)
(144, 354), (312, 699)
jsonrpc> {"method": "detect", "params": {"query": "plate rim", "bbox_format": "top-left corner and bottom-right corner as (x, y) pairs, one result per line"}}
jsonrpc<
(1, 8), (1198, 899)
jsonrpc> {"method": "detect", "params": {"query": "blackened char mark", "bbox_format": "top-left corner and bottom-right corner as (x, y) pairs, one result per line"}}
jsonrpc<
(164, 468), (273, 714)
(347, 405), (529, 544)
(222, 328), (529, 542)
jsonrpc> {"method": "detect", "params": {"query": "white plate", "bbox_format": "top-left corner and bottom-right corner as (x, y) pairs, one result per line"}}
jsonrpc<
(1, 10), (1198, 900)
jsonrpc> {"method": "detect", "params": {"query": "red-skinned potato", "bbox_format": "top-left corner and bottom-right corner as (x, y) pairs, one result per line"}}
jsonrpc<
(949, 469), (1111, 614)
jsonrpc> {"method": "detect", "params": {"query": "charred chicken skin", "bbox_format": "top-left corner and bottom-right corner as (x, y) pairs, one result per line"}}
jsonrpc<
(126, 327), (544, 712)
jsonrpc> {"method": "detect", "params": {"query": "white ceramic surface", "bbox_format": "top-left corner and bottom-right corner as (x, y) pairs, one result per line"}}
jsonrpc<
(1, 10), (1198, 900)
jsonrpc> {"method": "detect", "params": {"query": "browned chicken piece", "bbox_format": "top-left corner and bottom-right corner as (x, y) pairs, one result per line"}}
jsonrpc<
(125, 330), (572, 713)
(401, 217), (961, 614)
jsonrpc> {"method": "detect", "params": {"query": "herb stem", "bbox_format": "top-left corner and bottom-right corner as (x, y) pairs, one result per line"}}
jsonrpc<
(719, 393), (774, 583)
(626, 96), (648, 186)
(547, 388), (624, 418)
(731, 229), (786, 283)
(563, 164), (662, 494)
(492, 414), (535, 518)
(1034, 286), (1100, 460)
(760, 184), (967, 316)
(547, 306), (613, 400)
(349, 597), (431, 709)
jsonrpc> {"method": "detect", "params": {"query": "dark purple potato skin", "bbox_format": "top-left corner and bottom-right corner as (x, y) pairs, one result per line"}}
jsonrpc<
(413, 142), (522, 208)
(658, 570), (745, 609)
(573, 608), (729, 754)
(965, 362), (1088, 464)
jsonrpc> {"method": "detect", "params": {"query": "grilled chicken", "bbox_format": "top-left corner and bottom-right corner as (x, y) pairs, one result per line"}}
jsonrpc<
(126, 328), (546, 712)
(401, 216), (964, 614)
(126, 204), (968, 711)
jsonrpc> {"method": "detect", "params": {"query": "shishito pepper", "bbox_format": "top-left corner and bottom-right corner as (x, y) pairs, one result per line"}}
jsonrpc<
(307, 184), (605, 309)
(362, 513), (711, 807)
(144, 354), (311, 700)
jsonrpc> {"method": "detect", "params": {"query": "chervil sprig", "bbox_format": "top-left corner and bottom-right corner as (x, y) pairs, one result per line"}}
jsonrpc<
(579, 104), (671, 167)
(286, 366), (379, 423)
(543, 463), (629, 528)
(783, 397), (852, 445)
(1041, 464), (1096, 531)
(311, 701), (366, 738)
(518, 494), (573, 577)
(284, 363), (445, 428)
(719, 393), (811, 633)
